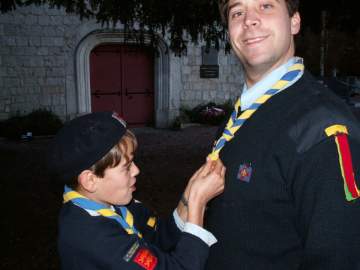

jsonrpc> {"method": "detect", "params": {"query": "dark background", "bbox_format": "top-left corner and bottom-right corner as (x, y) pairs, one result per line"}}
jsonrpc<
(0, 126), (217, 270)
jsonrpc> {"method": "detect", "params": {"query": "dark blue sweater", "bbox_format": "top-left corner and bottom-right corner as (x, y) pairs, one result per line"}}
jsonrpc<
(59, 200), (209, 270)
(205, 72), (360, 270)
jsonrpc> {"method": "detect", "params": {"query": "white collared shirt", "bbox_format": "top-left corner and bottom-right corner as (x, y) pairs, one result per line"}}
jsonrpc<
(240, 57), (304, 111)
(173, 210), (217, 246)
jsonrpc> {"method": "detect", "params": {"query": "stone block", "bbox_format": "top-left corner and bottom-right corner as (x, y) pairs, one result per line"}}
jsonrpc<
(24, 15), (38, 25)
(23, 77), (39, 87)
(0, 46), (11, 55)
(13, 14), (26, 24)
(182, 66), (191, 75)
(48, 47), (65, 56)
(28, 25), (43, 36)
(46, 67), (65, 77)
(37, 47), (49, 56)
(2, 55), (23, 67)
(63, 15), (81, 25)
(4, 78), (20, 88)
(11, 46), (26, 56)
(46, 77), (64, 86)
(15, 95), (25, 103)
(0, 14), (15, 24)
(28, 37), (41, 46)
(49, 16), (63, 25)
(195, 90), (202, 100)
(28, 57), (44, 67)
(41, 37), (53, 46)
(29, 86), (41, 94)
(182, 57), (189, 65)
(40, 94), (51, 106)
(3, 36), (16, 46)
(38, 16), (51, 26)
(188, 56), (197, 66)
(6, 67), (18, 76)
(27, 94), (40, 105)
(182, 90), (195, 100)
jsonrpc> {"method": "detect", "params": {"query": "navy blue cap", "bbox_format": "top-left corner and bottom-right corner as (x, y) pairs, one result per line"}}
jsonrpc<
(47, 111), (127, 182)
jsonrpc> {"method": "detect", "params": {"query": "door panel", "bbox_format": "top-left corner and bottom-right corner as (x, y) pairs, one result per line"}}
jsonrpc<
(90, 45), (123, 114)
(90, 44), (154, 126)
(122, 45), (154, 125)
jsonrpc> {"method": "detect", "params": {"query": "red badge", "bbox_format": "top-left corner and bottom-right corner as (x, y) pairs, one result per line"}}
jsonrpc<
(133, 248), (158, 270)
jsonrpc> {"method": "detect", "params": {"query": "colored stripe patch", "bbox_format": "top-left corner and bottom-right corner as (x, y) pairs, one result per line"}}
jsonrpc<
(334, 133), (360, 201)
(325, 124), (360, 201)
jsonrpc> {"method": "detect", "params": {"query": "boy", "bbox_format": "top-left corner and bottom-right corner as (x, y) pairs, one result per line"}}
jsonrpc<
(47, 111), (225, 270)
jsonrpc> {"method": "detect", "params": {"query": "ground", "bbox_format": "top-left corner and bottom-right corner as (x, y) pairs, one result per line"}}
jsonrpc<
(0, 125), (218, 270)
(2, 108), (359, 270)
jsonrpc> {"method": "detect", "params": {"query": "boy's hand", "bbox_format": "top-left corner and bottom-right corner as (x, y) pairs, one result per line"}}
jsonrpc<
(182, 160), (225, 226)
(188, 160), (225, 206)
(177, 160), (225, 224)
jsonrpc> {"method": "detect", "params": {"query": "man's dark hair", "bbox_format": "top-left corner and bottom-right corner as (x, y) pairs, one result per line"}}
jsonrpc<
(219, 0), (299, 24)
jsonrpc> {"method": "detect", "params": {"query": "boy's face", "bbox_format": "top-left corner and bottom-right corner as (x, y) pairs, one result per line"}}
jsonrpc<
(93, 141), (139, 206)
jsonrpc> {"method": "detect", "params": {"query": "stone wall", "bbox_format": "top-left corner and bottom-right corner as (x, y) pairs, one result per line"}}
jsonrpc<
(0, 4), (82, 120)
(177, 45), (243, 109)
(0, 4), (244, 125)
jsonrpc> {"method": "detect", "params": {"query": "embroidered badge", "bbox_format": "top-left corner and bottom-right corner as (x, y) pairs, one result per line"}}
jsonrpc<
(237, 163), (252, 183)
(133, 248), (158, 270)
(112, 112), (127, 127)
(123, 241), (140, 262)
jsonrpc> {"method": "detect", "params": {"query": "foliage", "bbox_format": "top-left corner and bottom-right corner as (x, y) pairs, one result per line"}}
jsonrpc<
(0, 109), (63, 140)
(1, 1), (359, 68)
(1, 0), (227, 55)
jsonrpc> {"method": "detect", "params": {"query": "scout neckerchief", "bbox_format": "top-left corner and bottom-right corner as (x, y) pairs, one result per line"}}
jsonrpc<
(208, 58), (304, 161)
(63, 185), (143, 238)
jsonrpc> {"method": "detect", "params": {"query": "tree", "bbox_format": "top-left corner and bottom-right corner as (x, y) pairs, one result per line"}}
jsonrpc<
(2, 0), (359, 71)
(1, 0), (226, 55)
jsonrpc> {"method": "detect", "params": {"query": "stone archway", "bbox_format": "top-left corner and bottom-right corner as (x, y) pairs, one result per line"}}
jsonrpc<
(75, 30), (170, 127)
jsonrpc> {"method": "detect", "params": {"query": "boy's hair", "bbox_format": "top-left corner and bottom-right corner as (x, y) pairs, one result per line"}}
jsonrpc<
(90, 130), (137, 178)
(218, 0), (299, 24)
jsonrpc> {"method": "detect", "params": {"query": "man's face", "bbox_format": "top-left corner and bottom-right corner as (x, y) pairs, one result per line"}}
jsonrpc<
(227, 0), (300, 80)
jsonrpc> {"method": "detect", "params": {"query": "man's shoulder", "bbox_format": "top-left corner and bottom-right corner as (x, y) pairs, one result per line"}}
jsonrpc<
(285, 72), (360, 153)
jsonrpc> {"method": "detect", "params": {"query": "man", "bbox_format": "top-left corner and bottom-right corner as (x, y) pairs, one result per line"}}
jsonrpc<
(205, 0), (360, 269)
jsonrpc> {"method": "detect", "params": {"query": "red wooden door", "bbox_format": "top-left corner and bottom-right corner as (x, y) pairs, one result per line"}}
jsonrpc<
(90, 44), (154, 126)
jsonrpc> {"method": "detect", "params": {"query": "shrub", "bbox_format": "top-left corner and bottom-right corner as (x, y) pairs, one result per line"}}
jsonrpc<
(0, 109), (63, 140)
(178, 100), (234, 126)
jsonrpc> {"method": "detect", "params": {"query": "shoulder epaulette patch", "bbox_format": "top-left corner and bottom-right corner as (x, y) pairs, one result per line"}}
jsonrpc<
(146, 216), (157, 228)
(133, 248), (158, 270)
(325, 125), (360, 201)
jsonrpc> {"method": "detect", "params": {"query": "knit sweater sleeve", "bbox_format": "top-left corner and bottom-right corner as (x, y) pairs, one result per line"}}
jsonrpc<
(291, 134), (360, 269)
